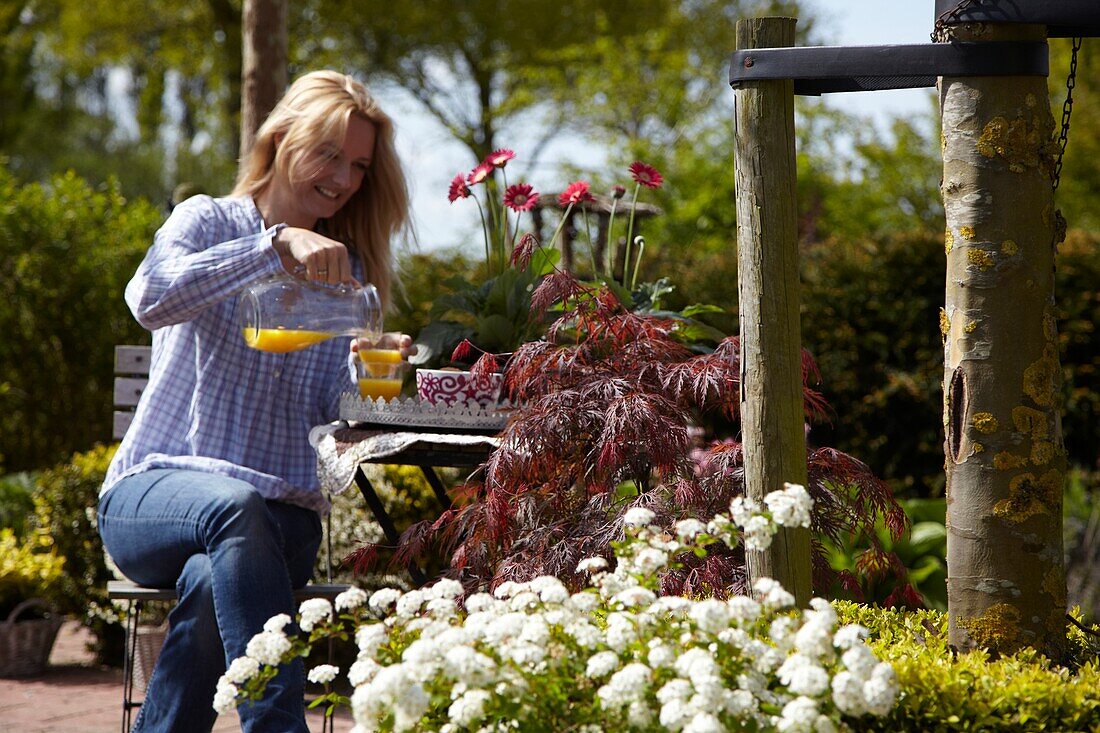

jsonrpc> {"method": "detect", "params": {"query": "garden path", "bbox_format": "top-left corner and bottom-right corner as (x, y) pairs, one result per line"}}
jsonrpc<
(0, 620), (351, 732)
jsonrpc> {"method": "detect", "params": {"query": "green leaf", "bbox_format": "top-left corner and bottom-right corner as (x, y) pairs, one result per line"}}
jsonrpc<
(680, 303), (726, 317)
(528, 245), (560, 276)
(411, 320), (473, 365)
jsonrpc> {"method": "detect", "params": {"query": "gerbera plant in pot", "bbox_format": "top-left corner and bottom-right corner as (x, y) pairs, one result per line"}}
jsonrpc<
(411, 150), (670, 408)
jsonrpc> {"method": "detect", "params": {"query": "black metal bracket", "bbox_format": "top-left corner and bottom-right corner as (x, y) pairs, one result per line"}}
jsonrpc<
(729, 41), (1048, 95)
(934, 0), (1100, 39)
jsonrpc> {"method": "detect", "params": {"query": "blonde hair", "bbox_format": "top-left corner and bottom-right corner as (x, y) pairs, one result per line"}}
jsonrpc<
(232, 70), (409, 306)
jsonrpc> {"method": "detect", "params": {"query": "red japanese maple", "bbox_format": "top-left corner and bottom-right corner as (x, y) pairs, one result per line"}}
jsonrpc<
(348, 267), (913, 603)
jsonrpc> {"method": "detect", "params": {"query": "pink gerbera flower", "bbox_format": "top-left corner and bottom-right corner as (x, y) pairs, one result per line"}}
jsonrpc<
(484, 148), (516, 168)
(558, 180), (593, 207)
(467, 162), (494, 186)
(448, 174), (471, 202)
(503, 183), (539, 212)
(629, 161), (664, 189)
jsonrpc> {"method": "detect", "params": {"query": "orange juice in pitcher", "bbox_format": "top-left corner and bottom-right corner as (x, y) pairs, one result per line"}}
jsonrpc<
(242, 328), (333, 353)
(238, 275), (382, 353)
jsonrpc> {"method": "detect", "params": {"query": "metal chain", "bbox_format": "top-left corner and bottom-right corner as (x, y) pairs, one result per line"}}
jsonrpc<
(931, 0), (982, 43)
(1053, 37), (1083, 192)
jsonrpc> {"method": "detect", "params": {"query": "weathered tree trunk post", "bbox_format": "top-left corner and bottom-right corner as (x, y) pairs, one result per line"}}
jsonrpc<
(733, 16), (812, 606)
(940, 21), (1067, 657)
(241, 0), (288, 156)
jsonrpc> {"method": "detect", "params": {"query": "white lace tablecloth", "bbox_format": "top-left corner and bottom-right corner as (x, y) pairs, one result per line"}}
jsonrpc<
(309, 421), (501, 495)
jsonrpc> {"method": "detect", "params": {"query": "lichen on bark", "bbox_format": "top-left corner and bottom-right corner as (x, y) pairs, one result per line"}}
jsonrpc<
(960, 603), (1024, 654)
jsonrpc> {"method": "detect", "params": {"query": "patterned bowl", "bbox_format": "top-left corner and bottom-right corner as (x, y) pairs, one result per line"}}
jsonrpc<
(415, 369), (503, 408)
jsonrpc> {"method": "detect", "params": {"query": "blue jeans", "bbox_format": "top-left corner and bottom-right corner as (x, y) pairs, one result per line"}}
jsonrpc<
(98, 469), (322, 733)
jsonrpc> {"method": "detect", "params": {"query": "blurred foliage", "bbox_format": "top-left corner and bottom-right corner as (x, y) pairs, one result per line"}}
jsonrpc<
(800, 231), (947, 497)
(0, 526), (65, 619)
(1064, 469), (1100, 623)
(1049, 38), (1100, 233)
(0, 472), (36, 538)
(0, 163), (158, 472)
(30, 444), (123, 665)
(389, 248), (476, 341)
(796, 101), (944, 242)
(1056, 231), (1100, 473)
(2, 1), (239, 203)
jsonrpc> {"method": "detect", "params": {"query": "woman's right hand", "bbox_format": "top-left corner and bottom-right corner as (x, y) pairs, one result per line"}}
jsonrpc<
(273, 226), (355, 286)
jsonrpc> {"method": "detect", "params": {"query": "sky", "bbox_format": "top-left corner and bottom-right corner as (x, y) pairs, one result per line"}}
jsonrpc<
(384, 1), (940, 253)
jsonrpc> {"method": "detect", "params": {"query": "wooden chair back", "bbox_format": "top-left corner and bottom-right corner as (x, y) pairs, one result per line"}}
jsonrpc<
(113, 345), (150, 440)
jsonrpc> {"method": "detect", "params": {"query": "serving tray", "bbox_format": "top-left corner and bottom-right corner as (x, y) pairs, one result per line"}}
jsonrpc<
(339, 393), (512, 430)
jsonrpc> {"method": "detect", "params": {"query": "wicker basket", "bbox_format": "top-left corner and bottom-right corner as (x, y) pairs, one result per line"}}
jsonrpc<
(0, 598), (63, 677)
(132, 623), (168, 692)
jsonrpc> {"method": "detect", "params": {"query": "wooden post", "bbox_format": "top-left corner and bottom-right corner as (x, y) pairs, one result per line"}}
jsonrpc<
(733, 16), (812, 606)
(940, 21), (1066, 657)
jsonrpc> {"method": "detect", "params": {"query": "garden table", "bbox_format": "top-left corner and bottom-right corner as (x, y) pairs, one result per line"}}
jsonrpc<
(310, 420), (501, 584)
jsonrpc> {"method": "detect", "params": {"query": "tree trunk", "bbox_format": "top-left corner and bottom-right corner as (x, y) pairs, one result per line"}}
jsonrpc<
(733, 16), (812, 607)
(941, 22), (1067, 658)
(240, 0), (287, 156)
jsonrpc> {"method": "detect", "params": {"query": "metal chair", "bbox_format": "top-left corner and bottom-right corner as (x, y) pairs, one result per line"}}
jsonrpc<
(107, 580), (350, 732)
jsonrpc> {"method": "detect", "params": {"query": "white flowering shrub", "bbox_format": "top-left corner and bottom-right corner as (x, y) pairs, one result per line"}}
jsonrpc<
(217, 484), (898, 731)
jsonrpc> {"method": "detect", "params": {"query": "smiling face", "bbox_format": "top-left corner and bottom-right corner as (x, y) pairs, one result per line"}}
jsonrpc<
(262, 114), (377, 230)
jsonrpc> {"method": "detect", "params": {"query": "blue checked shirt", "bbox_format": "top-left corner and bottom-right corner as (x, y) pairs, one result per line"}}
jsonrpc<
(102, 194), (361, 514)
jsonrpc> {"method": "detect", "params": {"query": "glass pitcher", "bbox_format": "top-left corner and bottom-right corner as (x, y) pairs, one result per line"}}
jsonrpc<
(237, 275), (382, 353)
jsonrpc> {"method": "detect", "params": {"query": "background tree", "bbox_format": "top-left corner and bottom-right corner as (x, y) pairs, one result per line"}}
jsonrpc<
(297, 0), (657, 167)
(241, 0), (287, 154)
(5, 0), (243, 201)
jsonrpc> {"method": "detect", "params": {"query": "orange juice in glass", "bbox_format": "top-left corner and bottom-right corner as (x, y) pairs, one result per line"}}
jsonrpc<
(357, 349), (404, 401)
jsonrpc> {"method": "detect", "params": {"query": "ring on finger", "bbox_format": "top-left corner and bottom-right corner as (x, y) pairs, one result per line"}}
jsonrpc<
(317, 268), (329, 275)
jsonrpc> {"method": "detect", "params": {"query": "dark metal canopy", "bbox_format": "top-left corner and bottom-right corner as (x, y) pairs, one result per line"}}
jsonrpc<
(934, 0), (1100, 39)
(728, 41), (1048, 95)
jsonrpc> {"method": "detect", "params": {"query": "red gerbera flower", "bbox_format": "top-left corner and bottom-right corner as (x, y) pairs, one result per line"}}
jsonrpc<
(447, 173), (471, 202)
(467, 162), (494, 186)
(503, 183), (539, 212)
(629, 161), (664, 189)
(558, 180), (593, 207)
(484, 148), (516, 168)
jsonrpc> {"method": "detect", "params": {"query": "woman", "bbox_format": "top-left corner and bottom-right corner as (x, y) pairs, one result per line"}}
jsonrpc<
(98, 71), (412, 732)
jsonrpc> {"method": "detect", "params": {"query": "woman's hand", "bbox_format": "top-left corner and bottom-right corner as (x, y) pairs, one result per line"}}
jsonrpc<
(273, 226), (356, 286)
(352, 332), (418, 361)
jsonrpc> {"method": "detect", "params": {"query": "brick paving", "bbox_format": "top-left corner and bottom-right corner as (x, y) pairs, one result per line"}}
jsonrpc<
(0, 620), (351, 732)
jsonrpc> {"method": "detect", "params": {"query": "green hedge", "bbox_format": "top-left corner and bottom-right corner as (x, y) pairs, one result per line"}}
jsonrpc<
(0, 164), (159, 472)
(31, 444), (123, 665)
(800, 229), (1100, 496)
(837, 602), (1100, 731)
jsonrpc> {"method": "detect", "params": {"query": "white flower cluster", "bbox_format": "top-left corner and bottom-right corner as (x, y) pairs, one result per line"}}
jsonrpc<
(215, 486), (899, 731)
(715, 482), (814, 552)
